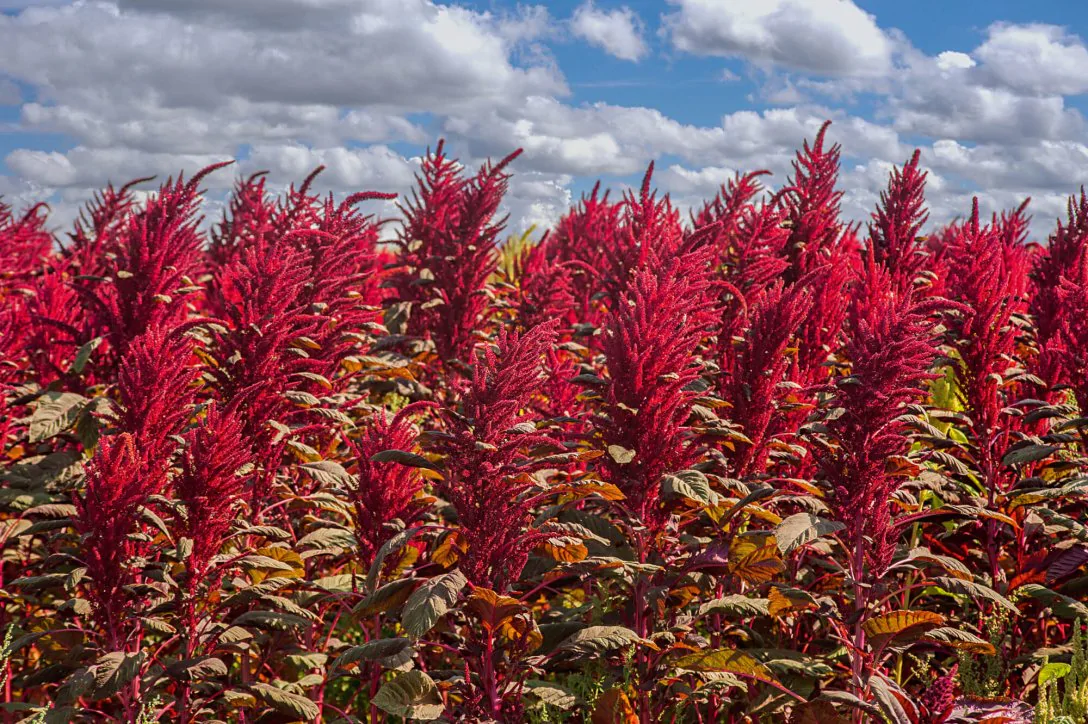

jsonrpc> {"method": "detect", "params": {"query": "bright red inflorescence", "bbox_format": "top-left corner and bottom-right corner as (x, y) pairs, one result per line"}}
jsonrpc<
(821, 255), (947, 575)
(869, 149), (931, 294)
(431, 322), (562, 591)
(347, 402), (433, 565)
(597, 240), (721, 532)
(75, 433), (167, 635)
(1031, 188), (1088, 387)
(173, 404), (251, 586)
(393, 141), (522, 365)
(721, 280), (813, 477)
(6, 124), (1088, 723)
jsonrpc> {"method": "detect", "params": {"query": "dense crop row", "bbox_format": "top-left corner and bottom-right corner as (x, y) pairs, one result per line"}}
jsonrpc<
(2, 123), (1088, 722)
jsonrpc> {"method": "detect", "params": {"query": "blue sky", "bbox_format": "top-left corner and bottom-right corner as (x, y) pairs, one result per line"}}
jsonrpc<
(3, 0), (1088, 239)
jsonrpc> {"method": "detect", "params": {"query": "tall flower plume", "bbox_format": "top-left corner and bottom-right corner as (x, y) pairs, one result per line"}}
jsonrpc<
(431, 322), (561, 591)
(869, 149), (930, 294)
(721, 280), (813, 477)
(75, 433), (165, 638)
(942, 200), (1031, 494)
(597, 243), (720, 531)
(348, 403), (433, 566)
(0, 201), (52, 289)
(822, 255), (945, 575)
(549, 182), (621, 326)
(1031, 189), (1088, 387)
(393, 141), (522, 364)
(173, 405), (251, 586)
(75, 163), (231, 369)
(112, 324), (199, 463)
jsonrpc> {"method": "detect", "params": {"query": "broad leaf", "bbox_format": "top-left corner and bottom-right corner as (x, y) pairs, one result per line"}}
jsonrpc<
(401, 569), (467, 637)
(249, 682), (321, 720)
(775, 513), (845, 555)
(673, 648), (777, 685)
(372, 670), (445, 720)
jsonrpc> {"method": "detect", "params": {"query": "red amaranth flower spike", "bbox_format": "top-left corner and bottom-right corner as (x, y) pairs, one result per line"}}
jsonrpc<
(0, 295), (30, 448)
(25, 272), (89, 387)
(208, 171), (276, 271)
(791, 255), (853, 391)
(75, 432), (168, 639)
(62, 176), (150, 277)
(550, 181), (622, 325)
(173, 404), (250, 586)
(690, 170), (770, 259)
(75, 162), (232, 368)
(431, 321), (561, 591)
(869, 149), (930, 294)
(821, 254), (947, 576)
(347, 402), (434, 565)
(599, 162), (690, 303)
(393, 141), (522, 364)
(721, 279), (813, 477)
(780, 120), (855, 277)
(0, 201), (52, 288)
(509, 235), (576, 332)
(205, 244), (323, 466)
(597, 243), (720, 530)
(943, 199), (1030, 474)
(939, 198), (1033, 585)
(1053, 252), (1088, 415)
(112, 324), (199, 463)
(1031, 189), (1088, 387)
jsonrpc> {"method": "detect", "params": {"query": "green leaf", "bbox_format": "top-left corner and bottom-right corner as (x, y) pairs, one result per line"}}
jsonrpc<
(9, 574), (68, 592)
(661, 469), (716, 505)
(556, 626), (653, 656)
(525, 680), (578, 710)
(1002, 443), (1058, 466)
(298, 461), (354, 488)
(217, 626), (253, 645)
(921, 627), (996, 655)
(29, 392), (89, 444)
(90, 651), (146, 699)
(312, 574), (358, 593)
(868, 674), (911, 724)
(297, 526), (356, 550)
(696, 595), (770, 618)
(166, 656), (229, 682)
(775, 513), (845, 555)
(932, 577), (1019, 615)
(285, 652), (328, 671)
(333, 638), (414, 671)
(284, 390), (321, 407)
(366, 527), (419, 591)
(370, 449), (443, 472)
(372, 670), (445, 720)
(69, 337), (102, 374)
(355, 578), (417, 618)
(401, 569), (467, 637)
(1020, 583), (1088, 619)
(249, 682), (321, 720)
(232, 611), (310, 631)
(895, 547), (973, 579)
(1039, 661), (1071, 686)
(55, 669), (95, 707)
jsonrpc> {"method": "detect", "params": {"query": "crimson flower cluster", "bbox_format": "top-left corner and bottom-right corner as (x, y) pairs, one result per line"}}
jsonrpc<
(430, 322), (561, 591)
(822, 256), (946, 575)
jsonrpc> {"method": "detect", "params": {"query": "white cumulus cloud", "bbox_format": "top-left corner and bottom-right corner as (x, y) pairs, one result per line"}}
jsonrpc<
(663, 0), (893, 76)
(570, 2), (647, 62)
